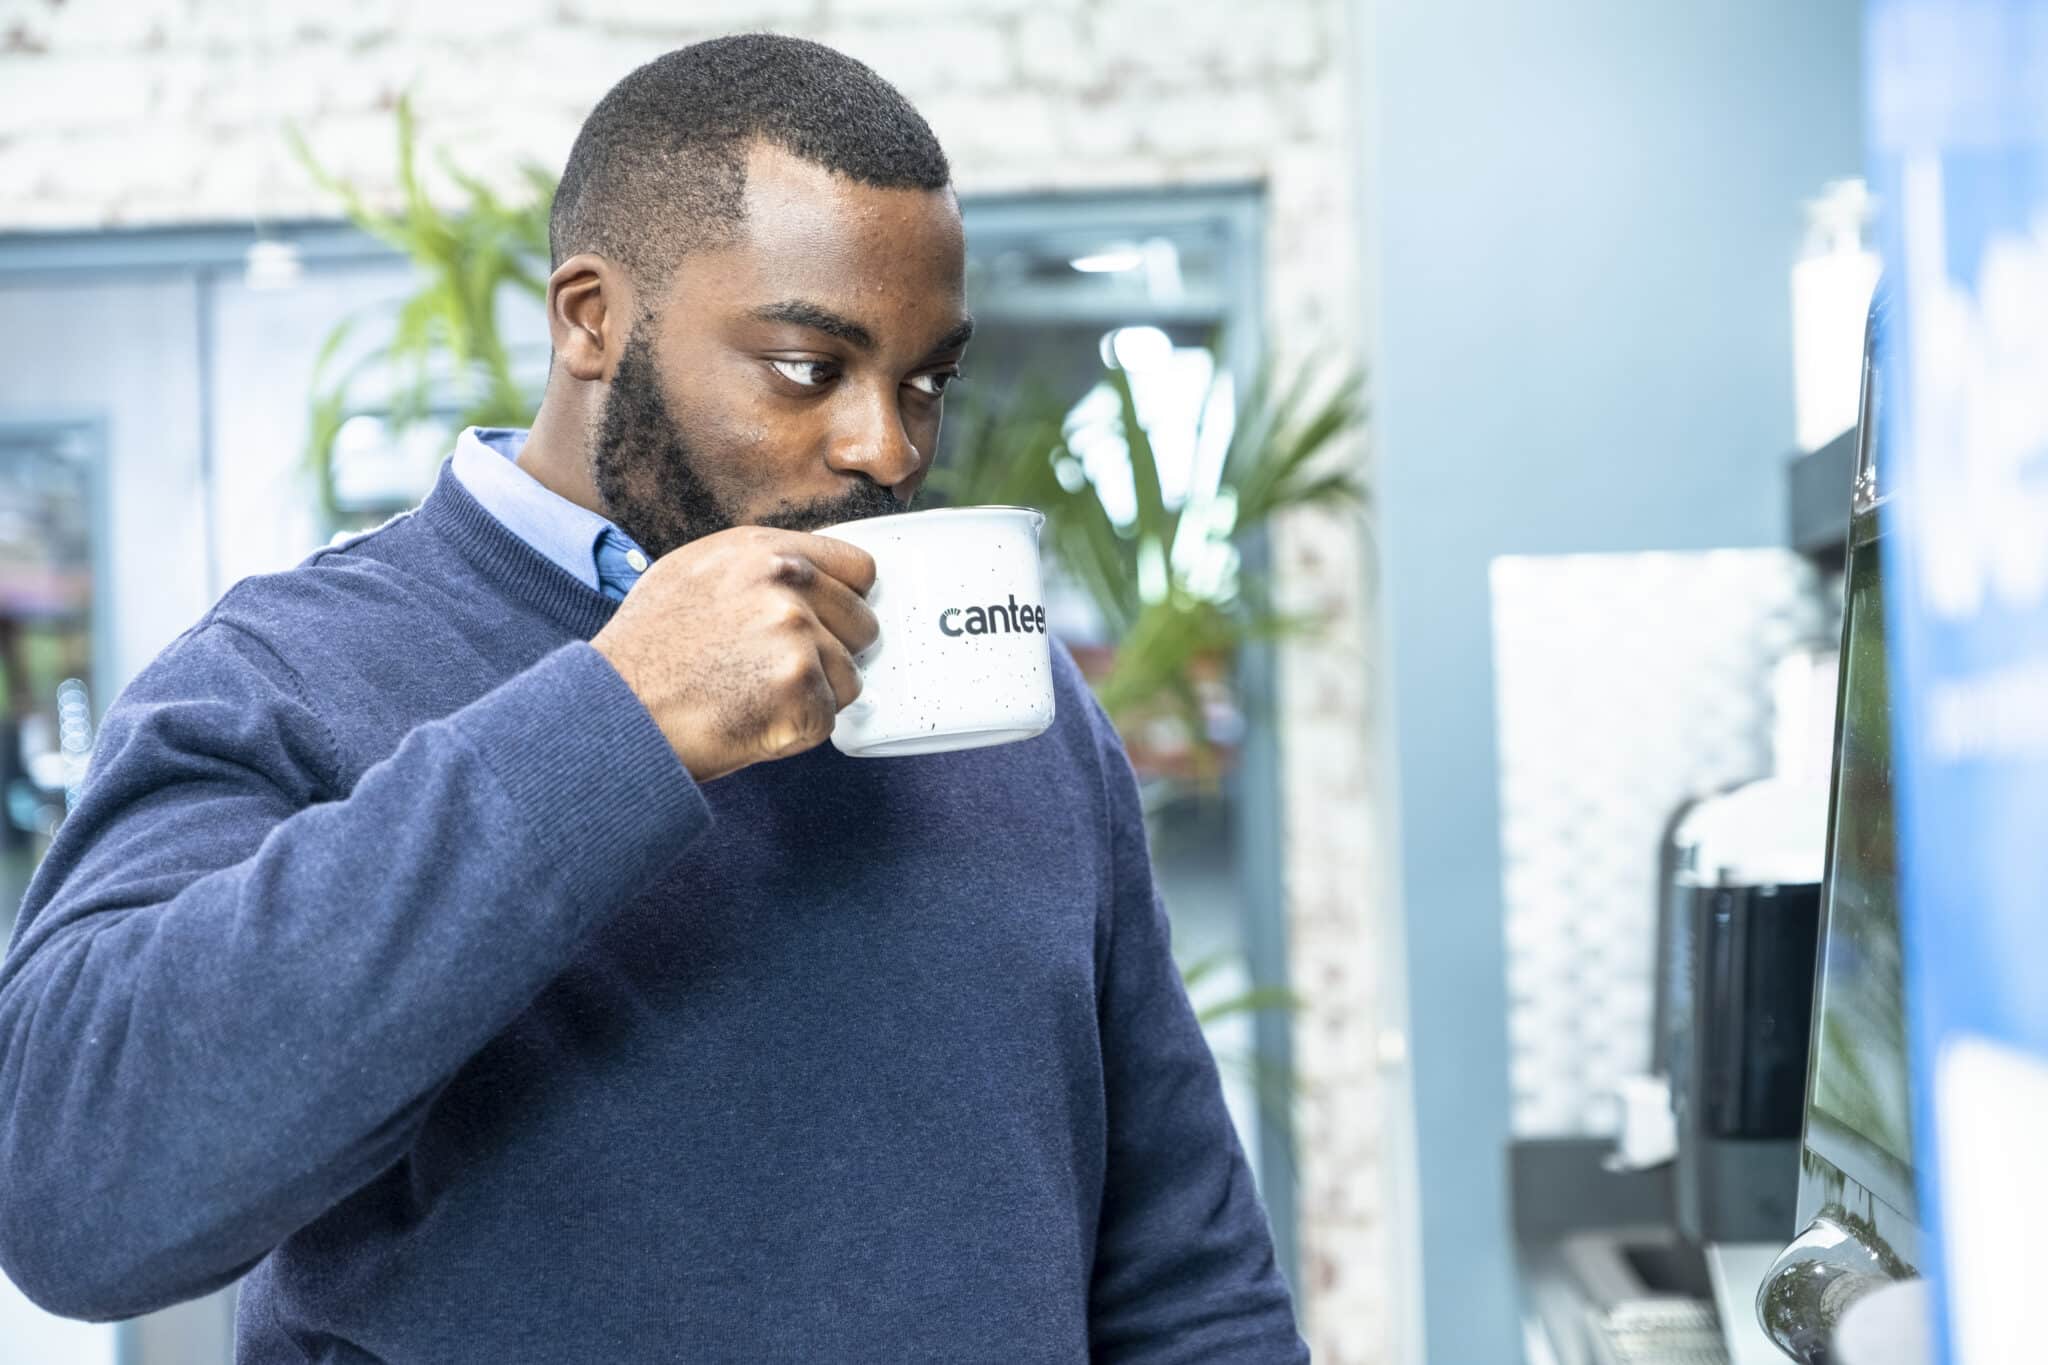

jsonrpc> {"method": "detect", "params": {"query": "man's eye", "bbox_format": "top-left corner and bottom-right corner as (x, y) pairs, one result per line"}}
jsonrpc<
(769, 359), (836, 388)
(907, 369), (963, 398)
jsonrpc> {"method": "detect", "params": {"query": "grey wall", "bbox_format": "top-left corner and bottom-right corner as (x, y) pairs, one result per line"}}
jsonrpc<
(1364, 2), (1866, 1360)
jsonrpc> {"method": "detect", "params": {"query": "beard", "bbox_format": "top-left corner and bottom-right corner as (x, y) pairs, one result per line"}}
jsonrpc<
(590, 328), (905, 559)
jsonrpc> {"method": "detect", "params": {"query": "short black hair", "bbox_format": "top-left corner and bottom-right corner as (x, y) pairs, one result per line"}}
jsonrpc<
(550, 34), (952, 292)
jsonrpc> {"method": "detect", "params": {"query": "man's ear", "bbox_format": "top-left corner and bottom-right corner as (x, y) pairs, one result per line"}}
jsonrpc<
(545, 253), (632, 383)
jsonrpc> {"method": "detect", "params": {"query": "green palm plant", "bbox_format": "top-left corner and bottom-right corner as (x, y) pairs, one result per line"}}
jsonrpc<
(929, 356), (1368, 775)
(287, 95), (556, 519)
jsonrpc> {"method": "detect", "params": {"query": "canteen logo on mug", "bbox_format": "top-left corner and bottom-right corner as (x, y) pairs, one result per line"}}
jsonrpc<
(818, 505), (1052, 758)
(938, 594), (1048, 638)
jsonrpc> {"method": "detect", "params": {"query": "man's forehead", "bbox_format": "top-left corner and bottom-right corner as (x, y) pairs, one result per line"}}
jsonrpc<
(734, 143), (963, 261)
(652, 158), (961, 347)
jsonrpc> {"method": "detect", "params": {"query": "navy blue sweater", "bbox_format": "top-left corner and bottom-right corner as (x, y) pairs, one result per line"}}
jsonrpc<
(0, 466), (1303, 1363)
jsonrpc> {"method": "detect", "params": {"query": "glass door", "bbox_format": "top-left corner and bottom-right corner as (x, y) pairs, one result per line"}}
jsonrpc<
(0, 419), (101, 943)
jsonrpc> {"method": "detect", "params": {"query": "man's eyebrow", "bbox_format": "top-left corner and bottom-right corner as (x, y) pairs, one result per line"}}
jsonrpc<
(927, 317), (975, 356)
(748, 300), (875, 351)
(747, 302), (974, 359)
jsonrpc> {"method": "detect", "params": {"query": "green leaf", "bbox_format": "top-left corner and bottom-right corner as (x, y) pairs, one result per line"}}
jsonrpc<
(1194, 985), (1302, 1027)
(1230, 365), (1367, 530)
(1060, 493), (1140, 634)
(1020, 348), (1366, 763)
(502, 258), (549, 301)
(295, 95), (554, 529)
(435, 146), (505, 218)
(1106, 364), (1176, 554)
(307, 314), (360, 388)
(285, 121), (403, 247)
(1178, 948), (1235, 992)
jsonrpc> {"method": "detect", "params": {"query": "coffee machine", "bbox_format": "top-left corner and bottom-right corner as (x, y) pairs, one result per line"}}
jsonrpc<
(1655, 772), (1826, 1245)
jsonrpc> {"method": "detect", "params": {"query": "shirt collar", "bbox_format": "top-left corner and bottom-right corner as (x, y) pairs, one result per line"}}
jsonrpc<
(450, 426), (646, 594)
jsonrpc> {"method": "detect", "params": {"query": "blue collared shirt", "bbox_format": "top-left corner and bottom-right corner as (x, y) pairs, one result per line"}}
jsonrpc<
(451, 426), (648, 600)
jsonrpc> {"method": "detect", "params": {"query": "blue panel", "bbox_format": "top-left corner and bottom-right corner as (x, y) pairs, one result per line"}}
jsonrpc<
(1866, 3), (2048, 1360)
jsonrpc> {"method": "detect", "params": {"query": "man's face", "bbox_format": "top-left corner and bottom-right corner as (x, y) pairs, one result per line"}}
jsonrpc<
(591, 142), (971, 558)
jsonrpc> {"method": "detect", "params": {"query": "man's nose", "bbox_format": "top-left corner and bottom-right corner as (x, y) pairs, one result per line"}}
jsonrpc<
(825, 384), (924, 489)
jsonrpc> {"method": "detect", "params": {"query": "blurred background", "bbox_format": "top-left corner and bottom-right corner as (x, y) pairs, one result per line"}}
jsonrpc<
(0, 1), (1891, 1362)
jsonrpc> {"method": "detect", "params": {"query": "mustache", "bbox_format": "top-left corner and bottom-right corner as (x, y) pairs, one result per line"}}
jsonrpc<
(754, 479), (906, 533)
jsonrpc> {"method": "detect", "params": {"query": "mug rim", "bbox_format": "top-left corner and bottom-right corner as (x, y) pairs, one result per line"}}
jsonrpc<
(818, 504), (1044, 533)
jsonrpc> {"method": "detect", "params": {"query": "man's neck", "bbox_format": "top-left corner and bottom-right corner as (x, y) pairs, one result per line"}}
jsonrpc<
(514, 395), (607, 518)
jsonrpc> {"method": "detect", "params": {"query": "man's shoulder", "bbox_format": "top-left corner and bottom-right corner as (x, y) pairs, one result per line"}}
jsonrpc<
(119, 509), (514, 774)
(176, 508), (503, 716)
(205, 513), (435, 653)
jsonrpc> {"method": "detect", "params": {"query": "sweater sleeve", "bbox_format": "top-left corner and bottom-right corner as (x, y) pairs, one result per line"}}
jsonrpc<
(1082, 694), (1308, 1362)
(0, 624), (710, 1321)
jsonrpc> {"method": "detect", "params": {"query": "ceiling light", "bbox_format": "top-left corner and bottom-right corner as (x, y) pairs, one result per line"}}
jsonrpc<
(1070, 248), (1144, 273)
(244, 238), (302, 291)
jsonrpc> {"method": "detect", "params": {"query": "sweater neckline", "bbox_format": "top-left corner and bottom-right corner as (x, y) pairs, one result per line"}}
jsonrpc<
(416, 460), (621, 640)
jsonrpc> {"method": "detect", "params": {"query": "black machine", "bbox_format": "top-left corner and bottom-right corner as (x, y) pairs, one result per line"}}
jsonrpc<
(1658, 801), (1823, 1246)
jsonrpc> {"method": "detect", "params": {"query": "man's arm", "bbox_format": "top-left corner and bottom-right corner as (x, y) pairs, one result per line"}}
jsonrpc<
(0, 621), (709, 1321)
(1083, 692), (1309, 1362)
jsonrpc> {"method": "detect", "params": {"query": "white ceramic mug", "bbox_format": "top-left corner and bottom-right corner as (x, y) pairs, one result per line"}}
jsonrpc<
(815, 505), (1055, 758)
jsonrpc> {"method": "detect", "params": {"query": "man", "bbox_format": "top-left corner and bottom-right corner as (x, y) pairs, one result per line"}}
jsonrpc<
(0, 35), (1304, 1363)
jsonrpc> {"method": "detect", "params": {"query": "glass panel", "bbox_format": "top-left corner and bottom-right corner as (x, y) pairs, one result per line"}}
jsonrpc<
(1805, 292), (1917, 1213)
(1807, 501), (1915, 1186)
(0, 424), (98, 942)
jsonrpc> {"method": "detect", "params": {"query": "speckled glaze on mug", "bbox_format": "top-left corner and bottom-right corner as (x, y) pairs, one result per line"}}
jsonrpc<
(815, 506), (1054, 758)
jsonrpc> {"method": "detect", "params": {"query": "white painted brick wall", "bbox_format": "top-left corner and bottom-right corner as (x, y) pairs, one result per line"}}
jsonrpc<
(0, 2), (1394, 1359)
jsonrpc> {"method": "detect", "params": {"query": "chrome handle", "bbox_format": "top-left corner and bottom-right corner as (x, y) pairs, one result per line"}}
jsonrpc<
(1757, 1212), (1915, 1363)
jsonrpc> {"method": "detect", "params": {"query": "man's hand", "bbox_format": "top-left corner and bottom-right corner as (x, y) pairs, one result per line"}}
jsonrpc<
(590, 527), (879, 782)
